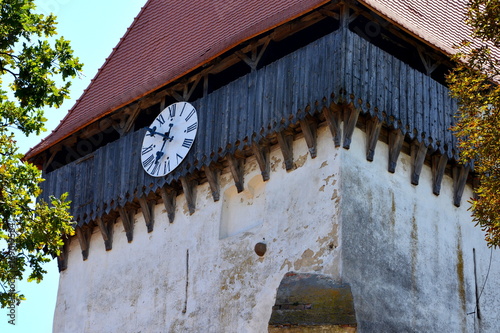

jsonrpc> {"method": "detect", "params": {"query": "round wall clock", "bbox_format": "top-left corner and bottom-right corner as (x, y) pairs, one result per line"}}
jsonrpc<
(141, 101), (198, 177)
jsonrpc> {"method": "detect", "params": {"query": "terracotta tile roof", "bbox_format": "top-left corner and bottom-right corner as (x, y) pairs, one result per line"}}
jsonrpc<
(25, 0), (485, 159)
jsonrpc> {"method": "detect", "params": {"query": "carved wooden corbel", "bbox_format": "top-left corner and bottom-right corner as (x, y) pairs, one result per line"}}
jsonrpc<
(453, 165), (470, 207)
(227, 154), (245, 192)
(76, 225), (93, 261)
(139, 196), (154, 233)
(118, 206), (134, 243)
(411, 140), (428, 185)
(251, 142), (270, 181)
(204, 164), (221, 202)
(180, 176), (197, 215)
(323, 104), (342, 147)
(277, 131), (294, 171)
(299, 115), (318, 158)
(388, 129), (404, 173)
(431, 153), (448, 195)
(365, 116), (382, 161)
(96, 216), (114, 251)
(342, 103), (360, 149)
(160, 186), (177, 223)
(57, 235), (71, 272)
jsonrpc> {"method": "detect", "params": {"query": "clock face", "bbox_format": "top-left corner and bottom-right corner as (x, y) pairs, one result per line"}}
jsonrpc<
(141, 102), (198, 177)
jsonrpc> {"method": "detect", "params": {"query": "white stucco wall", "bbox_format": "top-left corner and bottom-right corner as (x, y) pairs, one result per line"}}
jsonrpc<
(341, 129), (500, 333)
(54, 126), (343, 333)
(53, 125), (500, 333)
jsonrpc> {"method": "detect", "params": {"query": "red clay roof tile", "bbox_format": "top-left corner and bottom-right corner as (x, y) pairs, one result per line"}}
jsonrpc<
(25, 0), (489, 159)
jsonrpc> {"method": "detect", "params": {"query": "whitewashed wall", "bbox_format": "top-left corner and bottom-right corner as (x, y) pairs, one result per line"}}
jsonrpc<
(53, 126), (499, 333)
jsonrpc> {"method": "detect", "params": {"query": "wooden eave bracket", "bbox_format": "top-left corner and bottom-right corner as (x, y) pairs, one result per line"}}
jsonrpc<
(277, 131), (294, 171)
(204, 164), (221, 202)
(299, 115), (318, 158)
(411, 140), (428, 185)
(342, 103), (360, 149)
(76, 225), (92, 261)
(431, 153), (449, 195)
(365, 116), (382, 161)
(323, 104), (342, 147)
(252, 142), (270, 181)
(235, 38), (270, 71)
(227, 154), (245, 192)
(139, 196), (155, 233)
(57, 235), (71, 272)
(96, 216), (114, 251)
(118, 206), (134, 243)
(180, 176), (197, 215)
(388, 129), (404, 173)
(160, 186), (177, 223)
(453, 165), (470, 207)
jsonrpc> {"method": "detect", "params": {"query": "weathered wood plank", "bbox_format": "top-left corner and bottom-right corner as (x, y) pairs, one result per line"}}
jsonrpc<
(160, 186), (176, 223)
(431, 153), (448, 195)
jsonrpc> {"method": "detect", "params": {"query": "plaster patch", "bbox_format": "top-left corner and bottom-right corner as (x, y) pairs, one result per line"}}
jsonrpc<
(294, 153), (308, 168)
(270, 155), (282, 172)
(294, 249), (324, 271)
(320, 161), (328, 168)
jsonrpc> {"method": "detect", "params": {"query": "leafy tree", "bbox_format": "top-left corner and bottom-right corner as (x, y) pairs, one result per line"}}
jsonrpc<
(0, 0), (81, 307)
(447, 0), (500, 247)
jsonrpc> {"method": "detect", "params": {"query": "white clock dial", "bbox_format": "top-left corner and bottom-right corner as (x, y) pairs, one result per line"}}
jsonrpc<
(141, 102), (198, 177)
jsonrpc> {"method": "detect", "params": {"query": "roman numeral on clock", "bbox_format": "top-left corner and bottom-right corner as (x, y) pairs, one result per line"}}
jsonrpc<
(185, 108), (195, 122)
(142, 154), (155, 170)
(151, 161), (161, 175)
(157, 114), (165, 125)
(182, 138), (193, 149)
(186, 122), (197, 133)
(176, 153), (184, 163)
(169, 104), (176, 118)
(142, 144), (154, 155)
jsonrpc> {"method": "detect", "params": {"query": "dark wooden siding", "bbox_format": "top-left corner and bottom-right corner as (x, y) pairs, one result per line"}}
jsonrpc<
(40, 28), (458, 225)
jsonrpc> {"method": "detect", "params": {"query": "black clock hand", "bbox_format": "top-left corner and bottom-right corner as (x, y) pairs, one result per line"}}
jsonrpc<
(154, 124), (175, 164)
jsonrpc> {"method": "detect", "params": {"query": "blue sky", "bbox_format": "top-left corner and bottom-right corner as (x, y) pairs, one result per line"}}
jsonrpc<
(1, 0), (147, 331)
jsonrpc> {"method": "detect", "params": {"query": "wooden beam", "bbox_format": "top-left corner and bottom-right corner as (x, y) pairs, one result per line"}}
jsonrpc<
(251, 142), (270, 181)
(57, 235), (71, 272)
(342, 103), (360, 149)
(299, 116), (318, 158)
(204, 164), (220, 202)
(411, 140), (428, 185)
(323, 104), (342, 147)
(75, 225), (92, 261)
(139, 196), (154, 233)
(180, 177), (197, 215)
(277, 131), (294, 170)
(118, 206), (134, 243)
(388, 129), (404, 173)
(365, 116), (382, 161)
(227, 154), (245, 192)
(96, 217), (114, 251)
(431, 153), (448, 195)
(453, 165), (470, 207)
(160, 186), (176, 223)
